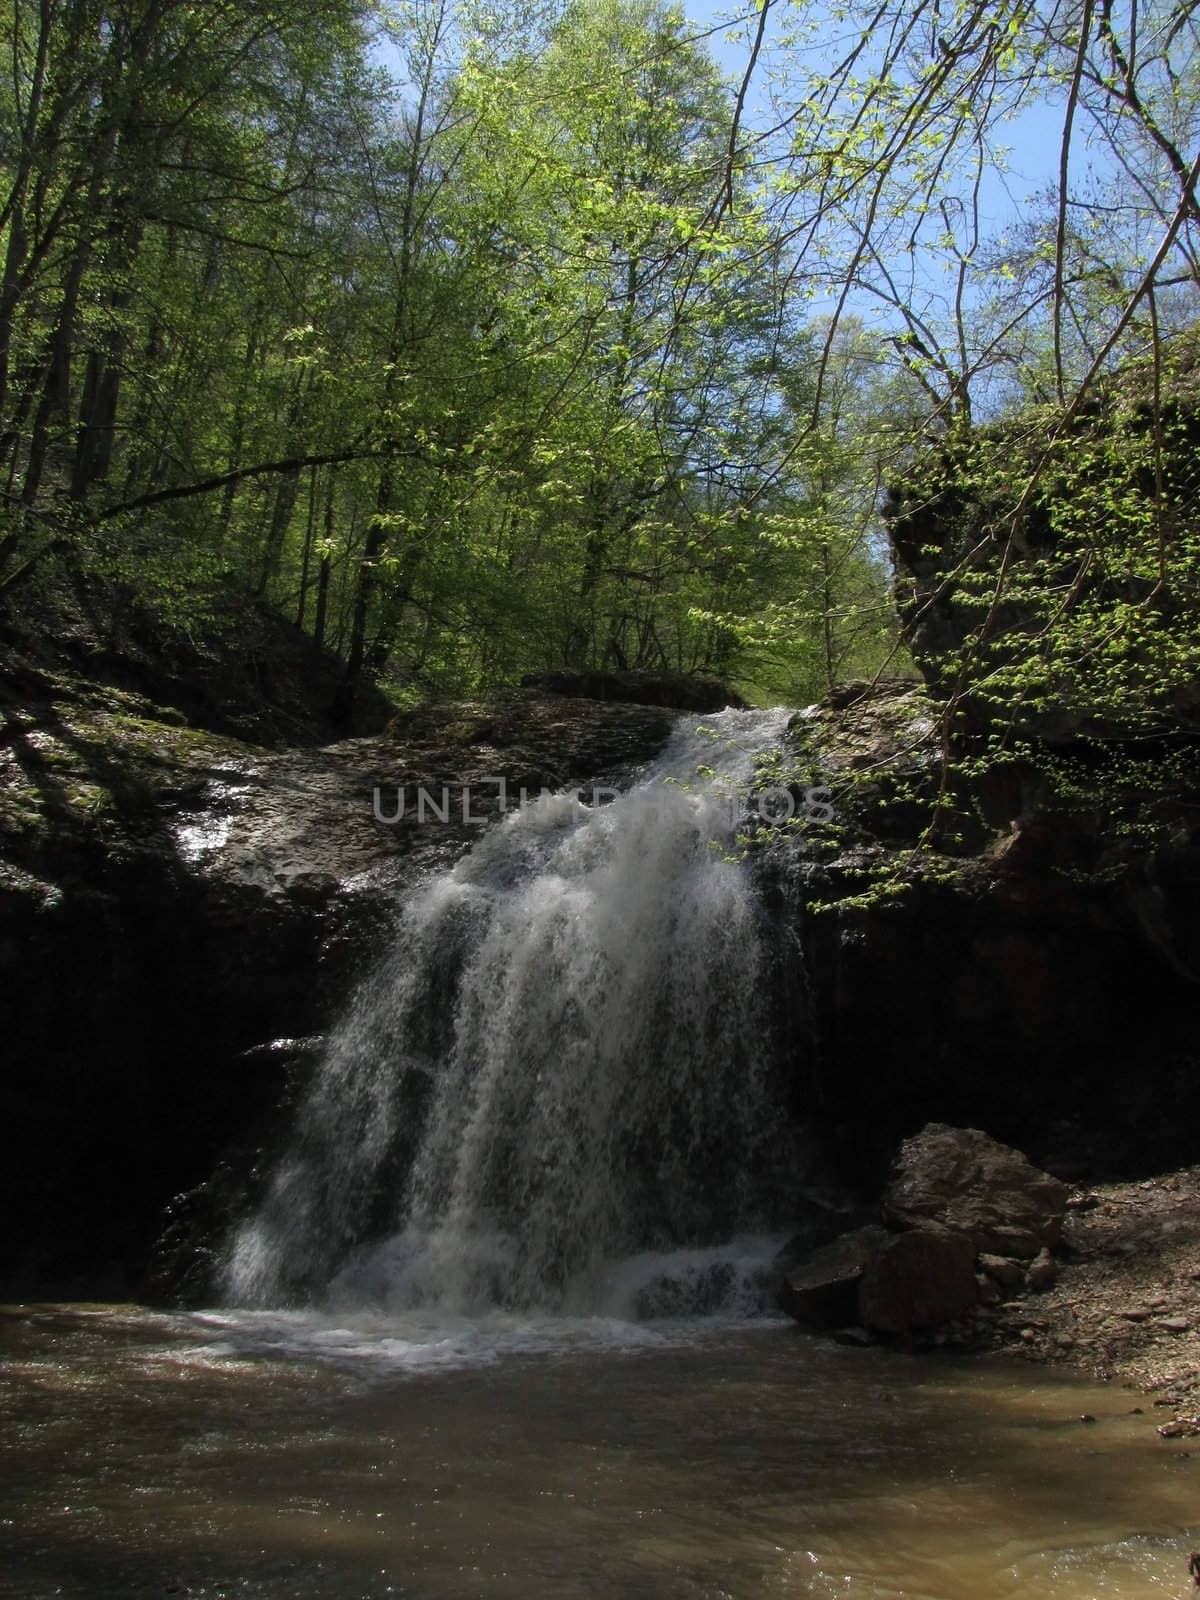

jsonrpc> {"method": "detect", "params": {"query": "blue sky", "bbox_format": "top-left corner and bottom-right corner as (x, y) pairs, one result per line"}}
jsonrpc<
(675, 0), (1094, 341)
(679, 0), (1069, 217)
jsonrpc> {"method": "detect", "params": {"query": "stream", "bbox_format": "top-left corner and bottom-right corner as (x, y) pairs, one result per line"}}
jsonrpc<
(3, 1303), (1197, 1599)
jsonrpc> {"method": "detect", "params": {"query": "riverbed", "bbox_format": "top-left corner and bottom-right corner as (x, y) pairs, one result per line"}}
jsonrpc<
(2, 1305), (1196, 1599)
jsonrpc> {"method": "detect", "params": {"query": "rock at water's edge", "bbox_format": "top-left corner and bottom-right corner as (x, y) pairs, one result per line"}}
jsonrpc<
(774, 1225), (890, 1328)
(858, 1223), (979, 1334)
(883, 1123), (1068, 1259)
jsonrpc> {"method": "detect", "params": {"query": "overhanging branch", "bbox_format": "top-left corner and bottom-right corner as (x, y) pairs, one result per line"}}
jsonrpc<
(96, 442), (419, 521)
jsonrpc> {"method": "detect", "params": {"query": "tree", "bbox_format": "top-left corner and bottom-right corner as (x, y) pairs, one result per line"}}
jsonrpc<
(0, 0), (371, 600)
(437, 0), (804, 681)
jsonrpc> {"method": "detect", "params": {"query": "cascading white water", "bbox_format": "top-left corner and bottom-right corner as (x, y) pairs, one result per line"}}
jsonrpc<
(224, 707), (798, 1318)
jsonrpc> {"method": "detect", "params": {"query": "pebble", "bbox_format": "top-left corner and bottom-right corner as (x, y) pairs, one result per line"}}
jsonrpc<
(1158, 1418), (1200, 1439)
(1118, 1308), (1151, 1321)
(1158, 1317), (1191, 1333)
(833, 1326), (874, 1348)
(1026, 1248), (1058, 1292)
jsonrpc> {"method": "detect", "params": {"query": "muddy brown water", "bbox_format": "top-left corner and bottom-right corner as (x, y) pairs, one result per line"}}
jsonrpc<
(2, 1305), (1198, 1599)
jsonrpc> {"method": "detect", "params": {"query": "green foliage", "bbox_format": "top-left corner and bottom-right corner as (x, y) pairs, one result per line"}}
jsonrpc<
(0, 0), (903, 710)
(892, 334), (1200, 735)
(883, 328), (1200, 870)
(5, 0), (1193, 756)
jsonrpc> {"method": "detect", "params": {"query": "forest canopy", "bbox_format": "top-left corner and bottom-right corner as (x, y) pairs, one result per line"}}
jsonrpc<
(1, 0), (1197, 725)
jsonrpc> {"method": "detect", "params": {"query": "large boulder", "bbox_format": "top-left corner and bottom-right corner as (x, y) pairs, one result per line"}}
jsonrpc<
(857, 1223), (978, 1334)
(883, 1123), (1068, 1259)
(773, 1225), (890, 1328)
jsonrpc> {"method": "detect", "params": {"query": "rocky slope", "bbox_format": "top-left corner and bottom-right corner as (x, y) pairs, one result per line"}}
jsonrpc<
(972, 1164), (1200, 1409)
(917, 1156), (1200, 1446)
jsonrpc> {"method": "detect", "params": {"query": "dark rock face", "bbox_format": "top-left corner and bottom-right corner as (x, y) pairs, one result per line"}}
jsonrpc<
(520, 667), (746, 713)
(764, 683), (1200, 1180)
(773, 1225), (890, 1328)
(857, 1224), (978, 1335)
(773, 360), (1200, 1177)
(883, 1124), (1068, 1259)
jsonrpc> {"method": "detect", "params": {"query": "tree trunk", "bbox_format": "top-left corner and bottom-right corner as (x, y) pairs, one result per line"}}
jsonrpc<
(296, 463), (320, 628)
(256, 466), (301, 598)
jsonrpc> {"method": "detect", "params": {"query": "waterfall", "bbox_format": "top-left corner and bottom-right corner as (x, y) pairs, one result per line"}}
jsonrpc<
(223, 707), (798, 1316)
